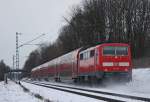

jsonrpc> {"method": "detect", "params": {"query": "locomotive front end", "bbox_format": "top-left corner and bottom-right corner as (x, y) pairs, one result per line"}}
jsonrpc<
(99, 43), (132, 81)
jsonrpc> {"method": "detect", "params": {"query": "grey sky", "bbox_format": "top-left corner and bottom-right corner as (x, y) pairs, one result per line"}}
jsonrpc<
(0, 0), (82, 68)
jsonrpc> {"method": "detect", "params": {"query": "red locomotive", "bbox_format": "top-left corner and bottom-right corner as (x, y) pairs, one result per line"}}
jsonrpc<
(31, 43), (132, 82)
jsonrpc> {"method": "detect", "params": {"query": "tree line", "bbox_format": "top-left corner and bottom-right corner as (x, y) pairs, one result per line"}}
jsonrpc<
(23, 0), (150, 77)
(0, 60), (10, 81)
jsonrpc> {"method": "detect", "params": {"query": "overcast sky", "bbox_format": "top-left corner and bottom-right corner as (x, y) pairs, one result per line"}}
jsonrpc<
(0, 0), (82, 68)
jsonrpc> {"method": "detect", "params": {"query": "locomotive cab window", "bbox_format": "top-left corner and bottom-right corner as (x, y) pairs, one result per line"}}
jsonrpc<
(116, 47), (128, 56)
(103, 46), (115, 55)
(103, 46), (128, 56)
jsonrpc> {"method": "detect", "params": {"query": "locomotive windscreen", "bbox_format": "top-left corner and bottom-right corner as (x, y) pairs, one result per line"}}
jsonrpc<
(103, 46), (128, 56)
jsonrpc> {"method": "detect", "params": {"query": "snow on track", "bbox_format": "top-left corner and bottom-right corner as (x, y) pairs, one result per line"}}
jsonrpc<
(22, 81), (105, 102)
(23, 81), (146, 102)
(39, 68), (150, 98)
(0, 81), (41, 102)
(30, 81), (150, 101)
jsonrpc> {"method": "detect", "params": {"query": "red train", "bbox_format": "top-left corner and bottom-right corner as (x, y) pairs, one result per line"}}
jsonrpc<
(31, 43), (132, 82)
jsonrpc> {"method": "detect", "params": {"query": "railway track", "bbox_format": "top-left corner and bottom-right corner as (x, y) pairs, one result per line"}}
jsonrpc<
(22, 81), (150, 102)
(38, 81), (150, 102)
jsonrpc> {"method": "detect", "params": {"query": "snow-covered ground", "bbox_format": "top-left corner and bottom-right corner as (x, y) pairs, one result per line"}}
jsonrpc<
(1, 68), (150, 102)
(101, 68), (150, 98)
(0, 81), (41, 102)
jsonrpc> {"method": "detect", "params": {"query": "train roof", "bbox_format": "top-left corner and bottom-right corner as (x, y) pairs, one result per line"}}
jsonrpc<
(31, 48), (81, 72)
(79, 43), (129, 53)
(97, 43), (129, 47)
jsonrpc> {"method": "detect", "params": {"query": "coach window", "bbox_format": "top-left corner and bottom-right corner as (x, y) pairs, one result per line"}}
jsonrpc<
(83, 52), (88, 60)
(86, 52), (87, 59)
(85, 52), (88, 59)
(80, 53), (83, 60)
(87, 51), (90, 59)
(90, 50), (95, 57)
(87, 52), (89, 59)
(83, 53), (85, 60)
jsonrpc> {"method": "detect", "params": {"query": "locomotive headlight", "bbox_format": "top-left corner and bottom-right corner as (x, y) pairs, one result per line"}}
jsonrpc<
(119, 62), (129, 66)
(102, 62), (113, 66)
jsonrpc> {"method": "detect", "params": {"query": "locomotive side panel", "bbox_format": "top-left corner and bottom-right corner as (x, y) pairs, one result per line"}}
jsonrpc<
(78, 43), (132, 81)
(78, 47), (96, 76)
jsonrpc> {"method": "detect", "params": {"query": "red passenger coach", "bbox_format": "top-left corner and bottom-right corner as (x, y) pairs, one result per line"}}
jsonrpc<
(31, 49), (80, 81)
(78, 43), (132, 81)
(31, 43), (132, 82)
